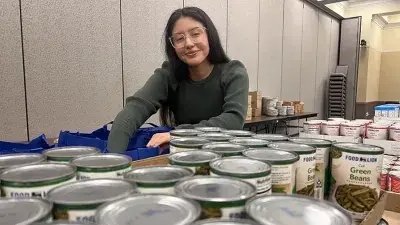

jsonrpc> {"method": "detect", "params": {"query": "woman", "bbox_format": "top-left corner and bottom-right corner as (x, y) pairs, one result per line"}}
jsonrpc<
(108, 7), (249, 153)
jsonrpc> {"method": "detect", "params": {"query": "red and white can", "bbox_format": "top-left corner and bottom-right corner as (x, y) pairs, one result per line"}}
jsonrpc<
(366, 123), (389, 140)
(389, 124), (400, 141)
(381, 169), (389, 190)
(389, 170), (400, 193)
(321, 121), (340, 136)
(340, 122), (362, 137)
(303, 121), (322, 134)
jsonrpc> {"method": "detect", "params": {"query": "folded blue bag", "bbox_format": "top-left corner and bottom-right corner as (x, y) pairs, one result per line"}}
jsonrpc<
(0, 134), (52, 154)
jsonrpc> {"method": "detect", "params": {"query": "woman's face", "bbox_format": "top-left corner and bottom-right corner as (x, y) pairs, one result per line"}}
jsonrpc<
(171, 17), (210, 66)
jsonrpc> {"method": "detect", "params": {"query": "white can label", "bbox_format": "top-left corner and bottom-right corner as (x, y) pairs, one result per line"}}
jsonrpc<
(2, 177), (76, 198)
(315, 147), (330, 200)
(53, 209), (96, 223)
(390, 129), (400, 141)
(136, 186), (175, 194)
(330, 149), (383, 220)
(296, 153), (316, 197)
(271, 164), (296, 194)
(77, 167), (131, 180)
(169, 146), (198, 154)
(322, 125), (340, 136)
(304, 124), (320, 134)
(210, 172), (271, 195)
(201, 205), (245, 219)
(367, 128), (387, 140)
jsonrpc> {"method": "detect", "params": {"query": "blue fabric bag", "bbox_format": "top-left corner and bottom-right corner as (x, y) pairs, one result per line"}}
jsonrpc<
(0, 134), (52, 154)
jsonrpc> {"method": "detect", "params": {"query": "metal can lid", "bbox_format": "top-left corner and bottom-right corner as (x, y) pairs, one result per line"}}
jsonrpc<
(243, 149), (299, 165)
(0, 163), (76, 183)
(32, 222), (96, 225)
(43, 146), (99, 161)
(246, 195), (352, 225)
(124, 166), (194, 184)
(210, 157), (271, 177)
(70, 153), (132, 169)
(175, 176), (256, 202)
(0, 198), (52, 225)
(198, 133), (234, 142)
(377, 218), (389, 225)
(229, 138), (270, 148)
(202, 143), (248, 154)
(289, 137), (332, 147)
(170, 129), (204, 137)
(252, 134), (289, 142)
(170, 138), (211, 148)
(268, 142), (316, 155)
(192, 219), (261, 225)
(332, 143), (384, 155)
(221, 130), (254, 137)
(46, 179), (136, 205)
(169, 151), (221, 165)
(195, 127), (225, 133)
(0, 153), (45, 170)
(95, 194), (201, 225)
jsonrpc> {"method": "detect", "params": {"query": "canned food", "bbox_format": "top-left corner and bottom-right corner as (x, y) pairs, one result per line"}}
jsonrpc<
(124, 166), (194, 194)
(95, 194), (201, 225)
(202, 143), (248, 157)
(209, 157), (272, 195)
(0, 198), (53, 224)
(43, 146), (100, 163)
(330, 143), (384, 222)
(243, 148), (299, 194)
(191, 219), (260, 225)
(246, 195), (352, 225)
(229, 138), (270, 149)
(321, 121), (340, 136)
(0, 153), (45, 171)
(377, 218), (389, 225)
(340, 122), (361, 137)
(366, 123), (388, 140)
(175, 176), (256, 219)
(220, 130), (254, 138)
(268, 142), (316, 197)
(389, 170), (400, 193)
(170, 138), (211, 154)
(32, 222), (96, 225)
(303, 121), (322, 134)
(389, 124), (400, 141)
(328, 118), (349, 122)
(252, 134), (289, 142)
(195, 127), (225, 133)
(198, 133), (234, 143)
(46, 179), (136, 223)
(171, 129), (204, 139)
(70, 154), (131, 180)
(289, 138), (332, 199)
(381, 169), (389, 190)
(168, 151), (221, 175)
(0, 163), (76, 198)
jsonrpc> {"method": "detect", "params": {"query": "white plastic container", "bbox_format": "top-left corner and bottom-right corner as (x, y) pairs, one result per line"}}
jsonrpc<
(303, 121), (322, 134)
(277, 106), (287, 116)
(321, 121), (340, 136)
(353, 120), (372, 137)
(287, 106), (295, 115)
(366, 123), (389, 140)
(340, 122), (361, 137)
(389, 124), (400, 141)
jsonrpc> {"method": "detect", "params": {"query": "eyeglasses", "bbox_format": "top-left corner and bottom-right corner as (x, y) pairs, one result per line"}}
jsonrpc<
(169, 27), (207, 49)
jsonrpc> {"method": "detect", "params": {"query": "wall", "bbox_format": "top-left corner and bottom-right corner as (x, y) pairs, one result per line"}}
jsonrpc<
(0, 0), (340, 141)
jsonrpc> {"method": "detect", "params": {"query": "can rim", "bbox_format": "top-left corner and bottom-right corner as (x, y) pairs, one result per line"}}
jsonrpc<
(168, 151), (221, 166)
(289, 137), (332, 147)
(123, 166), (194, 184)
(268, 142), (317, 155)
(0, 153), (46, 169)
(170, 138), (211, 148)
(0, 198), (53, 224)
(243, 149), (300, 165)
(70, 153), (132, 169)
(332, 143), (384, 155)
(209, 157), (271, 178)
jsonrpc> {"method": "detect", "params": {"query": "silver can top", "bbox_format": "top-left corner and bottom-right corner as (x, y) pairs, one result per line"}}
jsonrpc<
(170, 129), (204, 137)
(220, 130), (254, 137)
(169, 151), (221, 164)
(289, 137), (332, 147)
(198, 133), (234, 142)
(202, 143), (248, 155)
(124, 166), (194, 184)
(170, 138), (211, 148)
(210, 157), (271, 176)
(32, 221), (96, 225)
(46, 179), (136, 205)
(252, 134), (289, 142)
(246, 195), (352, 225)
(195, 127), (225, 133)
(243, 149), (299, 165)
(96, 194), (201, 225)
(0, 153), (45, 170)
(268, 142), (316, 155)
(70, 153), (131, 168)
(43, 146), (99, 161)
(0, 163), (76, 183)
(0, 198), (52, 225)
(192, 219), (261, 225)
(229, 138), (270, 148)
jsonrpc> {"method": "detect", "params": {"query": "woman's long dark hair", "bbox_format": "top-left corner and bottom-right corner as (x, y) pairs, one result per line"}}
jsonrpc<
(160, 7), (229, 127)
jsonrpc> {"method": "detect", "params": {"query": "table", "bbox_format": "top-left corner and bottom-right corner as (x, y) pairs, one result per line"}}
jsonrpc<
(244, 112), (318, 135)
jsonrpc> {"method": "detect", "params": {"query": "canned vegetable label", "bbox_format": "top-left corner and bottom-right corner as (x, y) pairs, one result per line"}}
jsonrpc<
(330, 143), (384, 222)
(77, 165), (131, 180)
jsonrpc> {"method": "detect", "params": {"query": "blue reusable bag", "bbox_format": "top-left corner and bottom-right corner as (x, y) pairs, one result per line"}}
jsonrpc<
(0, 134), (52, 154)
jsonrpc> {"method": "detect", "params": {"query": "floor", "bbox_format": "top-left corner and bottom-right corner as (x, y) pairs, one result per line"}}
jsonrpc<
(383, 211), (400, 225)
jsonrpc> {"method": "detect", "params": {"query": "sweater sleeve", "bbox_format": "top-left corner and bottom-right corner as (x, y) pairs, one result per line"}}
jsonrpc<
(107, 62), (172, 153)
(178, 60), (249, 130)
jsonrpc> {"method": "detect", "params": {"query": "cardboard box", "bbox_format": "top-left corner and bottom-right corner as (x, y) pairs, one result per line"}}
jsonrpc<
(360, 192), (388, 225)
(249, 91), (261, 101)
(299, 132), (362, 143)
(246, 108), (252, 120)
(252, 99), (262, 109)
(363, 139), (400, 156)
(248, 95), (252, 108)
(131, 155), (168, 167)
(252, 108), (262, 117)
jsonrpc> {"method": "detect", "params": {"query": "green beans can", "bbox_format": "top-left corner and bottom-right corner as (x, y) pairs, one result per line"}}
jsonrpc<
(229, 138), (270, 149)
(0, 163), (76, 198)
(209, 157), (272, 195)
(195, 127), (225, 133)
(220, 130), (254, 138)
(175, 176), (256, 219)
(252, 134), (289, 142)
(70, 154), (131, 180)
(43, 146), (99, 163)
(198, 133), (234, 143)
(95, 194), (201, 225)
(202, 143), (248, 157)
(0, 198), (53, 224)
(46, 179), (136, 223)
(246, 195), (352, 225)
(330, 143), (384, 223)
(170, 129), (204, 139)
(192, 219), (260, 225)
(269, 142), (316, 197)
(168, 151), (221, 175)
(0, 153), (45, 172)
(243, 148), (299, 194)
(290, 137), (332, 199)
(170, 138), (211, 154)
(124, 166), (194, 194)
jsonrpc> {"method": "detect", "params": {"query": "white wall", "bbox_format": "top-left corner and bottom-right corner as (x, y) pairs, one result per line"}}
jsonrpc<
(0, 0), (340, 141)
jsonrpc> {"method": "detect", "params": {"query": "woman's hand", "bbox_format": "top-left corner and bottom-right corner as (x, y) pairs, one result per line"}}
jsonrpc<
(146, 132), (171, 148)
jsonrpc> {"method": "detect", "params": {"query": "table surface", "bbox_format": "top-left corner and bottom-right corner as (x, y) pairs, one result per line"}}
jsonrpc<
(244, 112), (318, 125)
